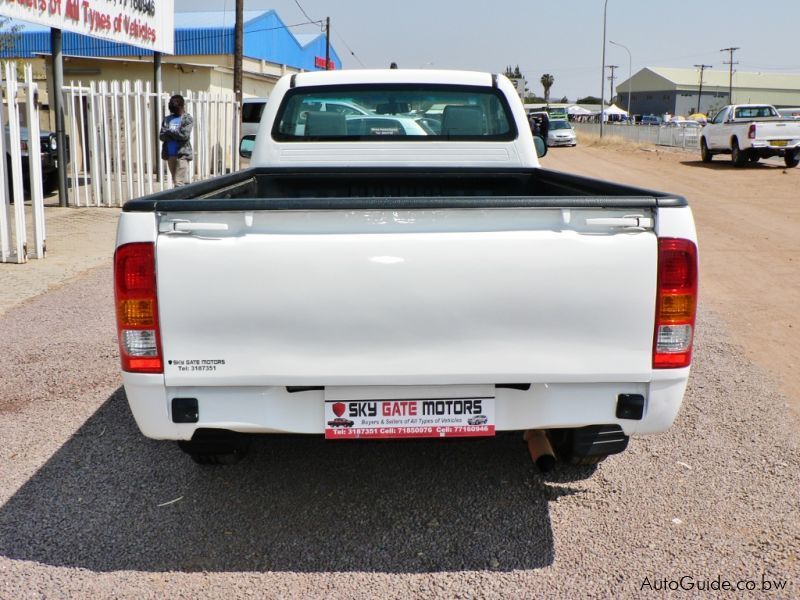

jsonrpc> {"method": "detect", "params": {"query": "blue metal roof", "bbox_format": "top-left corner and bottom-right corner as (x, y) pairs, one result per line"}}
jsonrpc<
(0, 10), (341, 71)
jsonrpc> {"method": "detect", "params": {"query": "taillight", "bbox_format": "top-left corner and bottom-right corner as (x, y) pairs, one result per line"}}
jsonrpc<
(653, 238), (698, 369)
(748, 123), (756, 139)
(114, 242), (163, 373)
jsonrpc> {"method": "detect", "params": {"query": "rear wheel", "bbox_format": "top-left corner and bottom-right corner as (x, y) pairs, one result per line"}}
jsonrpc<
(700, 138), (712, 163)
(42, 172), (59, 195)
(178, 429), (250, 465)
(748, 152), (760, 163)
(785, 150), (800, 168)
(731, 139), (747, 167)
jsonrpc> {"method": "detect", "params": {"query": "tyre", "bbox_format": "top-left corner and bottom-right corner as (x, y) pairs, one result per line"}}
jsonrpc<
(785, 150), (800, 168)
(748, 153), (760, 163)
(700, 138), (712, 163)
(731, 139), (746, 167)
(177, 429), (250, 465)
(42, 172), (59, 195)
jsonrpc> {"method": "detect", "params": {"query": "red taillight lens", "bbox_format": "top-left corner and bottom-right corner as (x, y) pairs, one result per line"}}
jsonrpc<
(114, 242), (163, 373)
(748, 124), (756, 139)
(653, 238), (698, 369)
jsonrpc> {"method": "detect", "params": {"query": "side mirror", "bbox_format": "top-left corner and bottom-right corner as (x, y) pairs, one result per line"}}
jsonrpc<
(533, 135), (548, 158)
(239, 135), (256, 159)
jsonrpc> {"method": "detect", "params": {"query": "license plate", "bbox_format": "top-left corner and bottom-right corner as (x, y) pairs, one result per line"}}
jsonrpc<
(324, 397), (495, 439)
(771, 140), (788, 147)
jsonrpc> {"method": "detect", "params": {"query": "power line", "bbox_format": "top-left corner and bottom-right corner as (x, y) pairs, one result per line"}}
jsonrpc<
(293, 0), (317, 27)
(332, 27), (365, 68)
(721, 47), (740, 104)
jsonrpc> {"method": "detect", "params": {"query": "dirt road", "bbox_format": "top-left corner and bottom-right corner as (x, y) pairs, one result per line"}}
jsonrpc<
(544, 140), (800, 414)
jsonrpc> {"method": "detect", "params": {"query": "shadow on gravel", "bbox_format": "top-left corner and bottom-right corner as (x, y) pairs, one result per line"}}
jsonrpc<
(680, 160), (785, 170)
(0, 388), (593, 573)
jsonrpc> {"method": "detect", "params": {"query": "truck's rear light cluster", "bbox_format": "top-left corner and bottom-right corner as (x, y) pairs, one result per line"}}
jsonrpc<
(653, 238), (698, 369)
(114, 242), (163, 373)
(748, 124), (757, 139)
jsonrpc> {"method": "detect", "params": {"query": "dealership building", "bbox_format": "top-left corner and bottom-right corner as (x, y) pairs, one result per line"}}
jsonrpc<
(615, 67), (800, 117)
(0, 10), (342, 128)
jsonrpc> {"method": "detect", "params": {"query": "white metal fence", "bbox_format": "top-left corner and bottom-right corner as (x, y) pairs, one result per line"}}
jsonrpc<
(63, 82), (241, 207)
(573, 122), (701, 150)
(1, 63), (46, 264)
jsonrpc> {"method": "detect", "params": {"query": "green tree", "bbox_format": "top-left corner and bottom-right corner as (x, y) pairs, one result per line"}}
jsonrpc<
(559, 96), (569, 104)
(540, 74), (555, 104)
(0, 17), (21, 53)
(576, 95), (602, 104)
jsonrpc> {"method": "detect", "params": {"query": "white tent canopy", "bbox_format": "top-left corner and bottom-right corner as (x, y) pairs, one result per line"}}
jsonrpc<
(603, 104), (629, 116)
(568, 105), (593, 115)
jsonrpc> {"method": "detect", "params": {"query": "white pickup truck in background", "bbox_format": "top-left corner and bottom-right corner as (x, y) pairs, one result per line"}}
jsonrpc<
(114, 70), (698, 469)
(700, 104), (800, 167)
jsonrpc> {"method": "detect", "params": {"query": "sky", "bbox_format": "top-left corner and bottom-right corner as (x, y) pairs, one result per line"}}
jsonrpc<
(55, 0), (800, 101)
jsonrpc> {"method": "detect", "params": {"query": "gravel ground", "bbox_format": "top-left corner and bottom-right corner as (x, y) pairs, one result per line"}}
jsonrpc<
(0, 265), (797, 599)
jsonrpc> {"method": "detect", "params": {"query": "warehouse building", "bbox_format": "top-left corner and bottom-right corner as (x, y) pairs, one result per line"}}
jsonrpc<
(615, 67), (800, 117)
(1, 10), (341, 128)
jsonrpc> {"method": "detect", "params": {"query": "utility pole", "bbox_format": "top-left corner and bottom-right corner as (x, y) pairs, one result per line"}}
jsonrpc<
(599, 0), (609, 137)
(720, 47), (739, 104)
(607, 65), (619, 105)
(325, 17), (331, 70)
(694, 64), (711, 114)
(233, 0), (243, 105)
(154, 51), (162, 181)
(50, 28), (68, 207)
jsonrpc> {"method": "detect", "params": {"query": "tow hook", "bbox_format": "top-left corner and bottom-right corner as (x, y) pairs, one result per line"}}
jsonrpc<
(524, 429), (556, 472)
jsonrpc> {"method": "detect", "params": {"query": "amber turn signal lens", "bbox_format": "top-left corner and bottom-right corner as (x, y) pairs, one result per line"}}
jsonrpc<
(118, 299), (155, 327)
(658, 294), (695, 322)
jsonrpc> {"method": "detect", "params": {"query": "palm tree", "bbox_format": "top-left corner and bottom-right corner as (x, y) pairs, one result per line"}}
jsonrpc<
(540, 74), (555, 105)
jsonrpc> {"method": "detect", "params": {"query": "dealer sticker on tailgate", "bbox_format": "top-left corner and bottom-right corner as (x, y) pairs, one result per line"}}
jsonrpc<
(325, 397), (495, 439)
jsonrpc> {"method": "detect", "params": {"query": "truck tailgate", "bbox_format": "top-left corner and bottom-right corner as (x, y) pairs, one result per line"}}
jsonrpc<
(155, 208), (657, 386)
(755, 121), (800, 140)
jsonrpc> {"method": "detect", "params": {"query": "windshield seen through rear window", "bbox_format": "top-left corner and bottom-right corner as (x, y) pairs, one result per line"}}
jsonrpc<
(273, 85), (516, 141)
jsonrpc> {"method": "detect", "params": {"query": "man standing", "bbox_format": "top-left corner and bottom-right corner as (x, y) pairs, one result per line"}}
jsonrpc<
(160, 95), (193, 187)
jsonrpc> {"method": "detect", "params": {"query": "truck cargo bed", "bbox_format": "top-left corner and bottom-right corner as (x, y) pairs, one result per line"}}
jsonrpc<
(123, 167), (686, 212)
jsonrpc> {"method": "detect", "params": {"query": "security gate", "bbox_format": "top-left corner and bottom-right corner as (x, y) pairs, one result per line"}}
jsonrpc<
(63, 81), (241, 207)
(0, 63), (46, 264)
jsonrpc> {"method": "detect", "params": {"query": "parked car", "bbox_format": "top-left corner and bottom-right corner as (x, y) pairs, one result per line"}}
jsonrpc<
(241, 97), (269, 140)
(666, 120), (701, 128)
(640, 115), (662, 126)
(4, 126), (64, 200)
(346, 115), (436, 136)
(778, 107), (800, 120)
(700, 104), (800, 167)
(546, 120), (577, 146)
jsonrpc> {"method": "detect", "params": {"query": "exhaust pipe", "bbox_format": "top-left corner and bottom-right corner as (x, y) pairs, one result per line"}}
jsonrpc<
(524, 429), (556, 472)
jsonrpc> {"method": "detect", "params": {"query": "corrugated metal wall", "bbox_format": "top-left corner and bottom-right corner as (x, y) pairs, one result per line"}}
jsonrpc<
(0, 10), (341, 70)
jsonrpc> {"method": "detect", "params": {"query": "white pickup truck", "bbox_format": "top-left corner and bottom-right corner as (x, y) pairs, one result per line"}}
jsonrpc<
(114, 70), (698, 468)
(700, 104), (800, 167)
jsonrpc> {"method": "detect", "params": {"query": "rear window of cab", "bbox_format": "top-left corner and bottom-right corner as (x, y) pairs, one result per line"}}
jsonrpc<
(272, 84), (517, 142)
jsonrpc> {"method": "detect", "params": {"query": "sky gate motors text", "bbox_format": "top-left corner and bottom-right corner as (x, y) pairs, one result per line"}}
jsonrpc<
(348, 399), (484, 418)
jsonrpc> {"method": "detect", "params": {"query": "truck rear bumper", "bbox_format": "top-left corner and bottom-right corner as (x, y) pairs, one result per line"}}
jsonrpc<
(751, 141), (800, 157)
(122, 370), (689, 440)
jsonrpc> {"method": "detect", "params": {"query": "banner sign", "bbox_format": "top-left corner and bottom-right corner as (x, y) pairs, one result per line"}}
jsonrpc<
(314, 56), (335, 70)
(1, 0), (175, 54)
